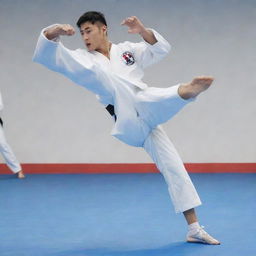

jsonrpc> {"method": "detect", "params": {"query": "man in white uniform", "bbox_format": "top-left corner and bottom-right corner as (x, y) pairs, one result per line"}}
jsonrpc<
(33, 11), (219, 244)
(0, 91), (25, 179)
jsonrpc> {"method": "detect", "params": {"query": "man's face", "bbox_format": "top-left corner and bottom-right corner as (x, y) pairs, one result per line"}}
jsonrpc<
(79, 22), (107, 52)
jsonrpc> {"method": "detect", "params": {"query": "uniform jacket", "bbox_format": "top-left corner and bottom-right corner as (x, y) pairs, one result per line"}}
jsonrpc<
(33, 25), (170, 146)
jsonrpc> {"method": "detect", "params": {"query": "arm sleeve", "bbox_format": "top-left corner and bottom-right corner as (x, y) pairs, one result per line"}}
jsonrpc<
(131, 29), (171, 69)
(32, 25), (112, 97)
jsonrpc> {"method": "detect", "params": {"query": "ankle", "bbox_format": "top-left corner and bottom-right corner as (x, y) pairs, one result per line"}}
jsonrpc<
(17, 170), (25, 179)
(188, 222), (200, 233)
(178, 84), (193, 100)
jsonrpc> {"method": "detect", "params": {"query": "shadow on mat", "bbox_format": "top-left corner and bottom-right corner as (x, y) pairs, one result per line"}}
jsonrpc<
(54, 242), (207, 256)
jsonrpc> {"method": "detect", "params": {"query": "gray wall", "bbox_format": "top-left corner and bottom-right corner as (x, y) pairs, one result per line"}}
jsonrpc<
(0, 0), (255, 163)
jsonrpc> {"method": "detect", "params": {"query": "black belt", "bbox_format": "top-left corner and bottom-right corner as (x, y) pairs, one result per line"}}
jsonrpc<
(105, 104), (117, 121)
(0, 117), (3, 127)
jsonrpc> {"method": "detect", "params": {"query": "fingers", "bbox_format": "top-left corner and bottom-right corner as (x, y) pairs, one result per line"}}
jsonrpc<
(121, 16), (137, 26)
(196, 76), (214, 81)
(121, 16), (145, 34)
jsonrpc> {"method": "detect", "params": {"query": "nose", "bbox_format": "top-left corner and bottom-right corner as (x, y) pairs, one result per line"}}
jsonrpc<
(82, 34), (89, 41)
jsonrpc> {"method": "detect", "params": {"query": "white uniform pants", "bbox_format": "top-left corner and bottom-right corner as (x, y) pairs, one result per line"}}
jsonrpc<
(143, 126), (202, 213)
(138, 85), (202, 213)
(0, 125), (21, 173)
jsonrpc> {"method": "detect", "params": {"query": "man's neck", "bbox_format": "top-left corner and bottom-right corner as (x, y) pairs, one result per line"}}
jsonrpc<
(96, 40), (112, 59)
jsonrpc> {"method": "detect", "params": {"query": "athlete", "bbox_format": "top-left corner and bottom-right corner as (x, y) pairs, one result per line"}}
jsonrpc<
(0, 91), (25, 179)
(33, 11), (220, 244)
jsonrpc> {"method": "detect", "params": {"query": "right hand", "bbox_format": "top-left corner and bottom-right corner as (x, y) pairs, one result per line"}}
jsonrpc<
(44, 24), (75, 40)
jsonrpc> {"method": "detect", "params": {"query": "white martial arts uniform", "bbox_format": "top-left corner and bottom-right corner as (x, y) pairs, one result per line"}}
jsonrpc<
(33, 25), (201, 213)
(0, 91), (22, 173)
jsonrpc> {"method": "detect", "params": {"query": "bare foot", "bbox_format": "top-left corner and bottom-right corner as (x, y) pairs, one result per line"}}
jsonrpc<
(17, 170), (25, 179)
(178, 76), (214, 100)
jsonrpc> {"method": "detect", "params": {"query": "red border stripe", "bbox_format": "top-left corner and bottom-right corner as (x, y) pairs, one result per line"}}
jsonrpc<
(0, 163), (256, 174)
(0, 163), (157, 174)
(184, 163), (256, 173)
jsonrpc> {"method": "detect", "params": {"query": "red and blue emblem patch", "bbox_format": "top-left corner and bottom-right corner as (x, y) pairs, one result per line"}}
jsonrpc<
(121, 51), (135, 65)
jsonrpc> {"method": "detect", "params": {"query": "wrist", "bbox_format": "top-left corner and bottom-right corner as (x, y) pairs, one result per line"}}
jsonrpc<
(138, 27), (148, 36)
(44, 25), (61, 40)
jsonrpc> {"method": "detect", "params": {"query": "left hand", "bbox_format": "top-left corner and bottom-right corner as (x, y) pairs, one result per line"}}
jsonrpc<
(121, 16), (146, 34)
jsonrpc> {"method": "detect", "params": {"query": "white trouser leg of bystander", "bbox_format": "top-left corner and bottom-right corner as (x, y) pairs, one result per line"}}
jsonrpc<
(0, 125), (21, 173)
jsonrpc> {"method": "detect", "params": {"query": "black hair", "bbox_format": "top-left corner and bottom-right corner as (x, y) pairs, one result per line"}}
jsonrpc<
(76, 11), (107, 28)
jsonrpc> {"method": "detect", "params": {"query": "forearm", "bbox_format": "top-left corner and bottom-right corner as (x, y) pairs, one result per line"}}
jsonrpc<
(139, 28), (157, 45)
(33, 28), (113, 97)
(121, 16), (157, 45)
(43, 24), (75, 40)
(133, 29), (171, 69)
(44, 25), (61, 40)
(33, 24), (77, 71)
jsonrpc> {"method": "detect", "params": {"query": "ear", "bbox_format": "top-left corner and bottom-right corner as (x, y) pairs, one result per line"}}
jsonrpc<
(102, 25), (107, 34)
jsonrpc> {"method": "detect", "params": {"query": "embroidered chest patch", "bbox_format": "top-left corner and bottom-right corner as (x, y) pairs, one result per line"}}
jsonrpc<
(121, 51), (135, 65)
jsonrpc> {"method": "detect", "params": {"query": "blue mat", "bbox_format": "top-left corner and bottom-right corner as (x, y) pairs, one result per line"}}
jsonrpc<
(0, 173), (255, 256)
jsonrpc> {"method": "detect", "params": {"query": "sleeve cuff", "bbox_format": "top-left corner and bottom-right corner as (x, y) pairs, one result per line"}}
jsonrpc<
(41, 24), (61, 43)
(145, 28), (171, 53)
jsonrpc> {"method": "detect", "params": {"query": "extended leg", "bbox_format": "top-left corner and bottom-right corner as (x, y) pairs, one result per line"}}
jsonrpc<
(136, 76), (214, 129)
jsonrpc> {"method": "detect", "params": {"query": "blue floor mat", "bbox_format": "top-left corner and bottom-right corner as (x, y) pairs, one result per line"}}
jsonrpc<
(0, 173), (255, 256)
